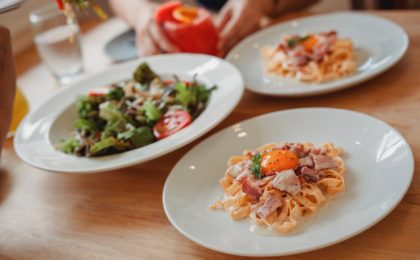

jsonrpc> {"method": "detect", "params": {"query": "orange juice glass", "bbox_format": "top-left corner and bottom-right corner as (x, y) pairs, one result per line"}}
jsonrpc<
(7, 87), (29, 138)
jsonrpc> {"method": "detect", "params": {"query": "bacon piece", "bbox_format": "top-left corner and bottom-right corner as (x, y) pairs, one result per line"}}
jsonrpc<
(323, 30), (337, 37)
(258, 175), (275, 187)
(276, 43), (287, 52)
(242, 176), (262, 198)
(289, 143), (307, 158)
(301, 167), (319, 183)
(298, 156), (313, 168)
(226, 160), (251, 178)
(236, 169), (251, 183)
(278, 143), (292, 150)
(311, 148), (321, 155)
(292, 55), (308, 67)
(256, 196), (283, 219)
(251, 199), (264, 212)
(272, 169), (301, 194)
(313, 154), (338, 170)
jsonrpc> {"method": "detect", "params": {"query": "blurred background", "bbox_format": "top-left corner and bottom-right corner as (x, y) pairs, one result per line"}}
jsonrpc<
(2, 0), (419, 56)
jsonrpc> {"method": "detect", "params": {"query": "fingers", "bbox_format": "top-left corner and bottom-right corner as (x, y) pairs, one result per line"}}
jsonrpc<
(218, 10), (261, 55)
(136, 27), (160, 56)
(135, 19), (179, 56)
(149, 22), (180, 53)
(215, 5), (232, 32)
(238, 19), (260, 40)
(217, 10), (240, 53)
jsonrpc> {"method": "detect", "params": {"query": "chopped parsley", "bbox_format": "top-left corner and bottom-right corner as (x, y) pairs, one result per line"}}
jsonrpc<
(287, 35), (310, 48)
(251, 153), (263, 179)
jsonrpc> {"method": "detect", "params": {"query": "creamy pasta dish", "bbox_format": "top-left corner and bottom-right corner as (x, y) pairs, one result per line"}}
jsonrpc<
(210, 142), (345, 234)
(261, 31), (355, 83)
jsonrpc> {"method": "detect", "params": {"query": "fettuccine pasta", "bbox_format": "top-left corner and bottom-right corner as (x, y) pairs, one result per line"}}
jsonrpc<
(210, 142), (345, 234)
(261, 31), (355, 83)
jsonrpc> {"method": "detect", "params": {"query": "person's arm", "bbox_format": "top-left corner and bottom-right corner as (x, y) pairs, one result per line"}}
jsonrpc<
(217, 0), (319, 55)
(109, 0), (179, 56)
(0, 26), (16, 155)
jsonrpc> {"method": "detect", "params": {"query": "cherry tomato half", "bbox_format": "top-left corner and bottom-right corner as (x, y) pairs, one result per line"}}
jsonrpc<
(153, 110), (192, 140)
(163, 80), (191, 86)
(87, 87), (111, 97)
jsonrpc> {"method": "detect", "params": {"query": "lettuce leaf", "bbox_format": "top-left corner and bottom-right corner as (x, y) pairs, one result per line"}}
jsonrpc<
(117, 127), (154, 148)
(74, 118), (97, 133)
(99, 101), (125, 124)
(60, 138), (81, 154)
(89, 137), (127, 155)
(133, 63), (159, 86)
(175, 83), (193, 108)
(143, 100), (161, 122)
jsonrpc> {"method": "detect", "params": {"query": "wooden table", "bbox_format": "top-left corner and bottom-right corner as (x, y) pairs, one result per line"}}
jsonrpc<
(1, 11), (419, 259)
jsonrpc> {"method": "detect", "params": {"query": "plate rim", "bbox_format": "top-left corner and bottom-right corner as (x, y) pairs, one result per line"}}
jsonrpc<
(13, 54), (244, 174)
(226, 12), (409, 97)
(162, 107), (415, 256)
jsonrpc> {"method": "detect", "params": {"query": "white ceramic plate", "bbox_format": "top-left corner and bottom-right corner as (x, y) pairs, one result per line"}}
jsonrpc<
(163, 108), (414, 256)
(226, 13), (409, 97)
(0, 0), (24, 13)
(14, 54), (244, 173)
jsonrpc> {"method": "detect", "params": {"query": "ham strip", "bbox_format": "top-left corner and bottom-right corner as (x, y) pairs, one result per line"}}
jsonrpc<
(313, 154), (338, 170)
(289, 143), (308, 158)
(301, 167), (319, 183)
(298, 156), (313, 168)
(272, 169), (301, 194)
(256, 196), (283, 219)
(258, 175), (275, 187)
(226, 160), (251, 178)
(242, 176), (262, 198)
(236, 170), (251, 183)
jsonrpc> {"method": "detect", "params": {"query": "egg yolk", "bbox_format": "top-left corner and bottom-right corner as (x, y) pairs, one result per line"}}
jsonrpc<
(173, 6), (198, 24)
(261, 150), (298, 174)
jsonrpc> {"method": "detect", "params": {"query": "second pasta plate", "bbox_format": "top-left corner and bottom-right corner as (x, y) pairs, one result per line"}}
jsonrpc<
(163, 108), (414, 256)
(226, 12), (408, 97)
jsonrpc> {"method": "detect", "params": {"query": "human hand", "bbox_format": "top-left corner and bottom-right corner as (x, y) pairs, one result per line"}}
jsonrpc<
(216, 0), (273, 55)
(0, 26), (16, 155)
(134, 4), (180, 56)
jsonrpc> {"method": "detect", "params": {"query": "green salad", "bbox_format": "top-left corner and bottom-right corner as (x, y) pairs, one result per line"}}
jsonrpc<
(59, 63), (216, 157)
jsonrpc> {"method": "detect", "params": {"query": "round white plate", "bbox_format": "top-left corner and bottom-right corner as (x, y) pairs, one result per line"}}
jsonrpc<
(14, 54), (244, 173)
(163, 108), (414, 256)
(226, 12), (409, 97)
(0, 0), (24, 13)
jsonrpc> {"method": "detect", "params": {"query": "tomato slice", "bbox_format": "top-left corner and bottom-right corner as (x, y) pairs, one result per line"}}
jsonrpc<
(163, 79), (175, 85)
(153, 110), (192, 140)
(87, 87), (111, 97)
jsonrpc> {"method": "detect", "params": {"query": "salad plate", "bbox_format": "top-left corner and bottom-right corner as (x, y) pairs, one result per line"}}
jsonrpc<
(163, 108), (414, 256)
(226, 12), (409, 97)
(14, 54), (244, 173)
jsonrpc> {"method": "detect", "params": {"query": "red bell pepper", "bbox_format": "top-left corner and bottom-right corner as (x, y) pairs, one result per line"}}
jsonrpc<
(154, 1), (219, 56)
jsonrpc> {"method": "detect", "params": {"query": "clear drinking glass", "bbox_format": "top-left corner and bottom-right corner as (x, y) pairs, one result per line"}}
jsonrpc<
(29, 4), (83, 85)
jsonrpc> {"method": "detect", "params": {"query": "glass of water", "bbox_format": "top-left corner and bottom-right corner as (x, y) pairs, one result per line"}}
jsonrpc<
(29, 4), (83, 85)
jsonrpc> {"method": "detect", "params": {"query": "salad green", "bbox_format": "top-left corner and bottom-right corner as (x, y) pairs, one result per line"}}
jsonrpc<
(58, 62), (216, 157)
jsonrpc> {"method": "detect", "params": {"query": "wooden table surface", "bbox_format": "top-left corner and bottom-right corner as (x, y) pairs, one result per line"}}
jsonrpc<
(1, 11), (419, 259)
